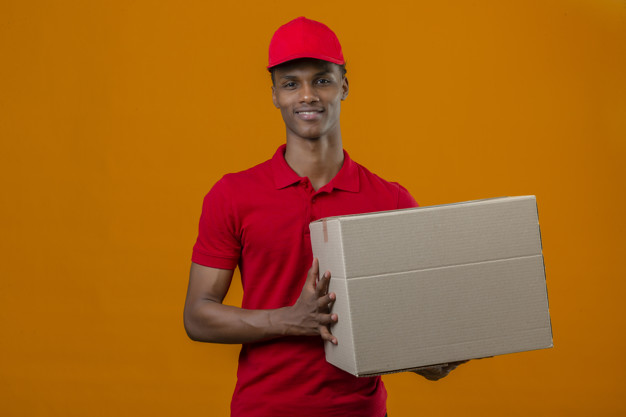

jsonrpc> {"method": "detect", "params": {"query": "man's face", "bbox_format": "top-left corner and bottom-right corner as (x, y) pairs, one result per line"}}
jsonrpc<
(271, 59), (349, 141)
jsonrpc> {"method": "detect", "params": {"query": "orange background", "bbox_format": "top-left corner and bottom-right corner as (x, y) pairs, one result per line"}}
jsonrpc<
(1, 0), (625, 416)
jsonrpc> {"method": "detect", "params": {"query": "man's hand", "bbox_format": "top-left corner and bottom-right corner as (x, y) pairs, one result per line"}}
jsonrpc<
(284, 258), (338, 344)
(414, 360), (468, 381)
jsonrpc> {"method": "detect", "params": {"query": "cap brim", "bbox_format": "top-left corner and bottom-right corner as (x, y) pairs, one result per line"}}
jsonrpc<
(267, 53), (345, 69)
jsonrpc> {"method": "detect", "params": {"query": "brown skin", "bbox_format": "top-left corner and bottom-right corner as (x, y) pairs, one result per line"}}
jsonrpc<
(414, 360), (469, 381)
(272, 58), (348, 190)
(184, 58), (465, 380)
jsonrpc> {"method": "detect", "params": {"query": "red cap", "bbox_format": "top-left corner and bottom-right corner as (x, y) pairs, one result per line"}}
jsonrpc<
(268, 17), (345, 69)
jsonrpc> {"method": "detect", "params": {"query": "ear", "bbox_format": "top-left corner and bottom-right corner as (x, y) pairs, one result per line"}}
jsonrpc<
(272, 86), (279, 109)
(341, 77), (349, 101)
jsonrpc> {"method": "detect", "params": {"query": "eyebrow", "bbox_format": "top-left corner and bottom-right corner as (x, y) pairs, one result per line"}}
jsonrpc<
(279, 70), (332, 80)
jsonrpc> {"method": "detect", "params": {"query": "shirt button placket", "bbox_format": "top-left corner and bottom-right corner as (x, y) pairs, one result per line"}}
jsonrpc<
(310, 193), (321, 222)
(302, 180), (313, 235)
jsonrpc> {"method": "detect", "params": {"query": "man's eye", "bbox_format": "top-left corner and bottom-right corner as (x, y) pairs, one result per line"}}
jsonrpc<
(316, 79), (331, 85)
(283, 82), (296, 88)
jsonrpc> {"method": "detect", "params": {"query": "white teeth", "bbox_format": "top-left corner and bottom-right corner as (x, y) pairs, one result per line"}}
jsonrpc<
(298, 111), (316, 115)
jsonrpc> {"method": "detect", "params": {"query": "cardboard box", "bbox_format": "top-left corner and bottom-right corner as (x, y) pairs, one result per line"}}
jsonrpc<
(309, 196), (552, 377)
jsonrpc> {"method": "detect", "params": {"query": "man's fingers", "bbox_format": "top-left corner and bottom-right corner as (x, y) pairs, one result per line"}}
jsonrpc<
(317, 312), (338, 325)
(415, 360), (468, 381)
(416, 366), (448, 381)
(317, 292), (336, 309)
(319, 325), (338, 345)
(316, 270), (331, 295)
(306, 258), (320, 288)
(444, 360), (468, 373)
(422, 365), (445, 373)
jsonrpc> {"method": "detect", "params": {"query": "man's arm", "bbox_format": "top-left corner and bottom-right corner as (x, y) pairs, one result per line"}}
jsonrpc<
(183, 258), (338, 344)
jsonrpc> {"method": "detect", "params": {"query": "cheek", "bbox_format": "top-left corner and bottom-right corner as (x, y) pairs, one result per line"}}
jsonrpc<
(326, 99), (342, 115)
(275, 96), (293, 113)
(279, 107), (294, 124)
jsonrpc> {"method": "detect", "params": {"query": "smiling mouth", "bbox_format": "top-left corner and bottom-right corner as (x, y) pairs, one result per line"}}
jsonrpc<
(295, 110), (323, 115)
(295, 109), (324, 120)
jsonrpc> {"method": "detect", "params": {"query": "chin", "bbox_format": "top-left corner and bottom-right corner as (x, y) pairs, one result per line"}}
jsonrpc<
(291, 130), (323, 141)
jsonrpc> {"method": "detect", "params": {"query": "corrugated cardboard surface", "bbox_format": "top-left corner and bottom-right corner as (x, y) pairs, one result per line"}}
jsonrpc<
(310, 196), (552, 377)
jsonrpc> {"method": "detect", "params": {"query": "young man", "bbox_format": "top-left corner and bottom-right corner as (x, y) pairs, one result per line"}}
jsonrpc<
(184, 17), (463, 417)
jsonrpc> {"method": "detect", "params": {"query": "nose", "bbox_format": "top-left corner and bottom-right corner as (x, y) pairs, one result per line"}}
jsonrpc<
(299, 83), (319, 103)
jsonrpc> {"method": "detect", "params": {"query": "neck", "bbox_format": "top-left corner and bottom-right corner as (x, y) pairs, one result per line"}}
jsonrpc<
(284, 136), (344, 191)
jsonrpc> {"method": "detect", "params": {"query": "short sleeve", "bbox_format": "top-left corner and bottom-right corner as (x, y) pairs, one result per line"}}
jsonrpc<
(397, 183), (419, 209)
(191, 176), (241, 269)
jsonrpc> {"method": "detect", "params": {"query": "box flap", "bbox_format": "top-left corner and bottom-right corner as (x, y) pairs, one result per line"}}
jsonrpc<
(339, 196), (540, 279)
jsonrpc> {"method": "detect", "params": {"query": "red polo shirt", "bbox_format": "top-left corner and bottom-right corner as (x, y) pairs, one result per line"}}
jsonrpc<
(192, 145), (417, 417)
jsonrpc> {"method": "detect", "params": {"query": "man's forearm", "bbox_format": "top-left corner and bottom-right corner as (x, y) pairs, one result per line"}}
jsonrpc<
(184, 301), (294, 344)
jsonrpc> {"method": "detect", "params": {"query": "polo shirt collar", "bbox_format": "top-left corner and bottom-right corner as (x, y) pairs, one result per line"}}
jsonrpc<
(271, 144), (360, 192)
